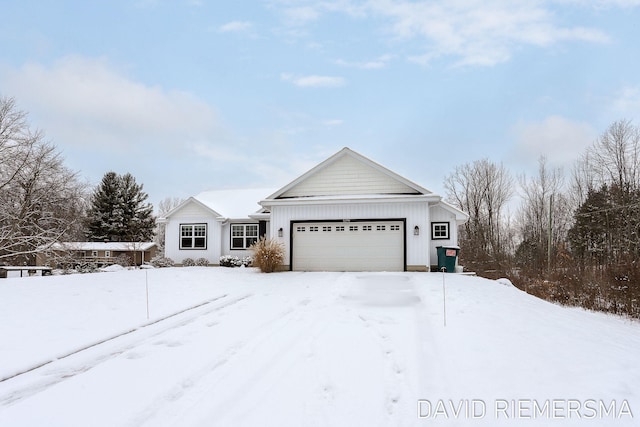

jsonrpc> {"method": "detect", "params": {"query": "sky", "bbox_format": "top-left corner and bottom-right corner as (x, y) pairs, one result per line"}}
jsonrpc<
(2, 0), (640, 209)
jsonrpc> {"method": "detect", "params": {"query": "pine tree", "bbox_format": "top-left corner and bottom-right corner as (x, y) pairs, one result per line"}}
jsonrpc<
(86, 172), (155, 242)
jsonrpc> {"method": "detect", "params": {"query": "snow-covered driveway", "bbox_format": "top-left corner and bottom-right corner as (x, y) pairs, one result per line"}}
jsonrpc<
(0, 268), (638, 426)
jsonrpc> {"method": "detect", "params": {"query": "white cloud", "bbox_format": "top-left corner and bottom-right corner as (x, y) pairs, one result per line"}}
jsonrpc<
(323, 119), (344, 127)
(1, 56), (221, 150)
(335, 54), (393, 69)
(284, 6), (321, 25)
(0, 56), (345, 202)
(280, 73), (346, 87)
(218, 21), (253, 33)
(554, 0), (640, 8)
(272, 0), (366, 25)
(0, 56), (241, 202)
(367, 0), (610, 66)
(271, 0), (613, 67)
(511, 116), (598, 167)
(611, 85), (640, 118)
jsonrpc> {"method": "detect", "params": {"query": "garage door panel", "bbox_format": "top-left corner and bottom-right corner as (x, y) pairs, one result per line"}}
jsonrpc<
(292, 220), (404, 272)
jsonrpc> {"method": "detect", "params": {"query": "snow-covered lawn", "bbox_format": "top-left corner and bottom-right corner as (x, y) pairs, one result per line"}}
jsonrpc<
(0, 268), (638, 426)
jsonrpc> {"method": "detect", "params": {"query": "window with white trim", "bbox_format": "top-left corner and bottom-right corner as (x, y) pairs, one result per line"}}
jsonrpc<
(181, 224), (207, 249)
(105, 250), (111, 258)
(231, 224), (258, 249)
(432, 222), (450, 240)
(336, 226), (345, 232)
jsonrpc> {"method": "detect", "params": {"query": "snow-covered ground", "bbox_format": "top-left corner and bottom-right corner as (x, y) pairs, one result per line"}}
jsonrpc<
(0, 268), (638, 426)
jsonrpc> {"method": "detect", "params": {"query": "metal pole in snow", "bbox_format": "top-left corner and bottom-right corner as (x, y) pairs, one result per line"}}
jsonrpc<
(442, 267), (447, 327)
(145, 270), (150, 320)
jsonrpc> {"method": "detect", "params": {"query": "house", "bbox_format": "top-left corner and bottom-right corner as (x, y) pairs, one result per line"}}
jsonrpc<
(36, 242), (158, 268)
(161, 147), (469, 272)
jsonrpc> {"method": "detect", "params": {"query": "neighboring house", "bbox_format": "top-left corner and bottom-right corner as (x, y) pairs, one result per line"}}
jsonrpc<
(161, 147), (469, 272)
(36, 242), (158, 267)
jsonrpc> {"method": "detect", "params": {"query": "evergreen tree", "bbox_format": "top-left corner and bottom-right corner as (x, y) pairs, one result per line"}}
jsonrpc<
(86, 172), (155, 242)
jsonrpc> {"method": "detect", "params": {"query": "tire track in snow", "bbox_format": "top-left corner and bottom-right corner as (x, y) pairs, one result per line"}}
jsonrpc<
(0, 293), (254, 406)
(130, 296), (326, 427)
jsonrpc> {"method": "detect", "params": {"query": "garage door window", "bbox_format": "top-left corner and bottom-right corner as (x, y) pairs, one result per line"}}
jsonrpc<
(231, 224), (258, 249)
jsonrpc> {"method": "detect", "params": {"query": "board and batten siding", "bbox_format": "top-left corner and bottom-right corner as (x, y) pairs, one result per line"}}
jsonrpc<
(428, 204), (459, 266)
(269, 201), (430, 270)
(280, 155), (420, 198)
(164, 201), (222, 265)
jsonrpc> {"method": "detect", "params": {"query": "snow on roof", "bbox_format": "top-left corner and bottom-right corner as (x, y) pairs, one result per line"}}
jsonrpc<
(194, 188), (275, 219)
(48, 242), (157, 251)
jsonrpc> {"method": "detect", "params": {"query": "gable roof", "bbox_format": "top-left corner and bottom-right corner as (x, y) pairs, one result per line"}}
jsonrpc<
(433, 200), (470, 223)
(161, 196), (222, 221)
(265, 147), (433, 200)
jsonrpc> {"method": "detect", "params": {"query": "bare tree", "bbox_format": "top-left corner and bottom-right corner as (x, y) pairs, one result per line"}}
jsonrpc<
(515, 156), (570, 274)
(587, 119), (640, 191)
(155, 196), (184, 254)
(0, 96), (86, 264)
(444, 159), (513, 270)
(157, 197), (184, 217)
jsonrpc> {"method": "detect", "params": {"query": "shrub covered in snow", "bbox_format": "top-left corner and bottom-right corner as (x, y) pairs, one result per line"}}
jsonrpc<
(250, 237), (284, 273)
(114, 254), (132, 267)
(182, 257), (196, 267)
(219, 255), (252, 268)
(219, 255), (235, 267)
(195, 257), (209, 267)
(101, 264), (125, 272)
(149, 256), (174, 268)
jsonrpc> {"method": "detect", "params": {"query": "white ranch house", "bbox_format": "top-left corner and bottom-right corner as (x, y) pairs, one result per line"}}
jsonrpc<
(160, 148), (468, 272)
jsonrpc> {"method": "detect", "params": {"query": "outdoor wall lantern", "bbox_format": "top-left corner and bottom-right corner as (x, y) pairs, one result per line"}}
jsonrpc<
(278, 227), (283, 237)
(414, 225), (420, 236)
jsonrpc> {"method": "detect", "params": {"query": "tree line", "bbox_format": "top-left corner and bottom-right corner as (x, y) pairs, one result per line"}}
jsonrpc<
(446, 119), (640, 318)
(0, 96), (155, 265)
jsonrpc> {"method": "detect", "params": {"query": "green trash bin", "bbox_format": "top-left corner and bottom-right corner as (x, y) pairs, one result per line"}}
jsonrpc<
(436, 246), (460, 273)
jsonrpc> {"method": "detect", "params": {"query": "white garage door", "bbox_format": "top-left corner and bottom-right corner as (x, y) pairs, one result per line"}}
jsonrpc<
(292, 220), (405, 271)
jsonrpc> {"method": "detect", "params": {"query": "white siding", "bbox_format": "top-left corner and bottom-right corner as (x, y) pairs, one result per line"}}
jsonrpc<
(164, 217), (222, 265)
(269, 200), (430, 269)
(280, 155), (419, 197)
(173, 201), (219, 218)
(429, 205), (459, 265)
